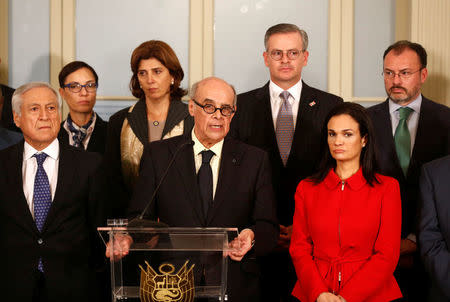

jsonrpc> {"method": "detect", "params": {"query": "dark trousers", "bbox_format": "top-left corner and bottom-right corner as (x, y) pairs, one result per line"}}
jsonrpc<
(394, 255), (430, 302)
(260, 251), (299, 302)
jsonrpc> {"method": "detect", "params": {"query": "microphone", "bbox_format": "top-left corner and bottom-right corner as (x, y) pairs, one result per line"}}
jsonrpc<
(129, 140), (195, 227)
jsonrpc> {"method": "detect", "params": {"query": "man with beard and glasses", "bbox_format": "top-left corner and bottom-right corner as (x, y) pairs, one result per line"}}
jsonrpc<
(368, 40), (450, 302)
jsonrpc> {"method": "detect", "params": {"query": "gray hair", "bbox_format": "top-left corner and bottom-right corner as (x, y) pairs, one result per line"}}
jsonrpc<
(264, 23), (309, 51)
(189, 77), (237, 106)
(12, 82), (61, 116)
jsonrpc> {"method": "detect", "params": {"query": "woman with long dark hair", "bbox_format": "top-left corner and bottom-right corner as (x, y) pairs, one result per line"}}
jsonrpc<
(290, 102), (402, 301)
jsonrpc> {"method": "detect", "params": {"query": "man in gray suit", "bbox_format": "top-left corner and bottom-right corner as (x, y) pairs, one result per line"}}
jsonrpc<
(419, 155), (450, 301)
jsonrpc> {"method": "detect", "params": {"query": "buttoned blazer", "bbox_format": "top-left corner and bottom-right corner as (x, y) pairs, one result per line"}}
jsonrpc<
(230, 81), (342, 225)
(419, 155), (450, 300)
(58, 114), (108, 154)
(128, 134), (279, 302)
(0, 141), (106, 302)
(367, 97), (450, 237)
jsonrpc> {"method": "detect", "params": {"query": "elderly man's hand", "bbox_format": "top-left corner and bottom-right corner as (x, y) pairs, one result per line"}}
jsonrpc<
(228, 229), (254, 261)
(105, 233), (133, 261)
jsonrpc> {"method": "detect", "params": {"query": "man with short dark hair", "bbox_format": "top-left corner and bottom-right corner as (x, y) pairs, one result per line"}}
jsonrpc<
(0, 82), (106, 301)
(368, 40), (450, 301)
(125, 77), (278, 302)
(230, 23), (342, 301)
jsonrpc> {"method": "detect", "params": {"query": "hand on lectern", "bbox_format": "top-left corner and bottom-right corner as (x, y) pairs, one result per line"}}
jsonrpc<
(228, 228), (255, 261)
(105, 233), (133, 261)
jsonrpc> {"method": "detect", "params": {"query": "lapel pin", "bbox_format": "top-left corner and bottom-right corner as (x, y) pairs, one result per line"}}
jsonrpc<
(309, 101), (316, 107)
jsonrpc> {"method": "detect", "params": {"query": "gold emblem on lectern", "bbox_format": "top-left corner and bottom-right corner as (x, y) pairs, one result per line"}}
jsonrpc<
(139, 261), (195, 302)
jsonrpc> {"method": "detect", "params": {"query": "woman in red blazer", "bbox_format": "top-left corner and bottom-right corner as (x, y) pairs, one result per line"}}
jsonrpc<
(290, 102), (402, 302)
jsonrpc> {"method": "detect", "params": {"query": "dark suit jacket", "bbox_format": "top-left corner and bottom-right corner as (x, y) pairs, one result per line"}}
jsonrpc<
(367, 97), (450, 238)
(1, 84), (21, 132)
(0, 126), (22, 150)
(0, 141), (106, 302)
(105, 98), (194, 217)
(128, 135), (279, 302)
(230, 81), (343, 225)
(58, 113), (108, 154)
(419, 155), (450, 301)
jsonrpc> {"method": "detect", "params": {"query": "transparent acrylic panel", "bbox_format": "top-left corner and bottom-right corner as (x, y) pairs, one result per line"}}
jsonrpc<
(98, 224), (239, 301)
(76, 0), (189, 97)
(354, 0), (395, 97)
(8, 0), (50, 87)
(214, 0), (329, 94)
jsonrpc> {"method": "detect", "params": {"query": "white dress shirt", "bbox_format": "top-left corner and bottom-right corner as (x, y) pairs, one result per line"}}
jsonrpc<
(22, 139), (59, 218)
(269, 79), (302, 129)
(63, 112), (97, 150)
(192, 129), (223, 199)
(389, 95), (422, 155)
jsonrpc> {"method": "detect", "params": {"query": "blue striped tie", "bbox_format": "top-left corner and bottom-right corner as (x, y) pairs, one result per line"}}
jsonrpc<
(33, 152), (52, 272)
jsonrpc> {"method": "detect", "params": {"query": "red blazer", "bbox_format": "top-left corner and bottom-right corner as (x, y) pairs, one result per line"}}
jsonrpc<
(290, 168), (402, 302)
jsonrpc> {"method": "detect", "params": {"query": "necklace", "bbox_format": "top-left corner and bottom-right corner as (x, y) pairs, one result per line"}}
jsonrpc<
(153, 120), (160, 126)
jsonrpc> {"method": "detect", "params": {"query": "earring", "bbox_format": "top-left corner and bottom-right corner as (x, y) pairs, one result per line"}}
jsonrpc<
(171, 79), (174, 85)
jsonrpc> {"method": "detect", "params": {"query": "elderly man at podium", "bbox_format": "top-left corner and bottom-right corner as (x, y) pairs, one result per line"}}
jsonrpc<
(107, 77), (279, 302)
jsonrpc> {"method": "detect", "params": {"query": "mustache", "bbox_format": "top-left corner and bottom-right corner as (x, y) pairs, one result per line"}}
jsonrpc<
(389, 86), (406, 92)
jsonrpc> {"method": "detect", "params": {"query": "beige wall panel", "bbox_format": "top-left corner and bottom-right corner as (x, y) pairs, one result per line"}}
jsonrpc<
(411, 0), (450, 106)
(0, 0), (8, 84)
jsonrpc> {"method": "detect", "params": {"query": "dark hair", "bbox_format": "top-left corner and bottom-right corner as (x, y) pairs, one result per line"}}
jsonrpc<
(310, 102), (379, 186)
(58, 61), (98, 87)
(129, 40), (187, 100)
(264, 23), (308, 51)
(383, 40), (427, 69)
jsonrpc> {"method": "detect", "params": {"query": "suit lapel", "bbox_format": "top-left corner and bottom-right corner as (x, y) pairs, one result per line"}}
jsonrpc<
(206, 138), (243, 224)
(169, 137), (206, 225)
(162, 100), (189, 138)
(42, 144), (76, 233)
(5, 143), (39, 234)
(87, 115), (105, 152)
(127, 99), (149, 145)
(409, 96), (432, 177)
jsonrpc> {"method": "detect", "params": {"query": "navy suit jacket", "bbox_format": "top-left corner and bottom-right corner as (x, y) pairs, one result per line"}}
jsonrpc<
(0, 141), (106, 302)
(419, 155), (450, 301)
(230, 81), (342, 225)
(128, 135), (278, 302)
(0, 126), (22, 150)
(367, 96), (450, 238)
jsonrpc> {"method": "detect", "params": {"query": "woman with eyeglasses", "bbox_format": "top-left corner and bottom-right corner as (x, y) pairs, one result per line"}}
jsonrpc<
(58, 60), (108, 154)
(289, 102), (402, 302)
(105, 40), (194, 217)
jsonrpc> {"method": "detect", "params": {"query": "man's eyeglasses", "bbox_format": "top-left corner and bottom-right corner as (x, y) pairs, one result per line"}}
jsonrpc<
(63, 82), (98, 93)
(193, 99), (235, 117)
(269, 49), (303, 61)
(382, 69), (422, 80)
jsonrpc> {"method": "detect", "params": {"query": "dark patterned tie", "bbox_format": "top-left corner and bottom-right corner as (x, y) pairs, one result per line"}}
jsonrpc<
(33, 152), (52, 272)
(276, 91), (294, 166)
(394, 107), (414, 176)
(198, 150), (214, 218)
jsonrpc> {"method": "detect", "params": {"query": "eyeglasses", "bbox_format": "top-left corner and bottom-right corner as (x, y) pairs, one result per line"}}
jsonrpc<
(382, 69), (422, 80)
(192, 99), (235, 117)
(63, 82), (98, 93)
(269, 49), (303, 61)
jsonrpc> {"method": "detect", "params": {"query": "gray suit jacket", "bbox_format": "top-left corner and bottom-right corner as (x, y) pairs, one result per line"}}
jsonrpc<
(419, 155), (450, 301)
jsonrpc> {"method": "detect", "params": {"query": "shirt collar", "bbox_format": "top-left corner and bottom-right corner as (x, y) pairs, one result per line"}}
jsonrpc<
(323, 167), (366, 191)
(389, 94), (422, 115)
(23, 138), (60, 161)
(191, 128), (224, 156)
(269, 79), (302, 102)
